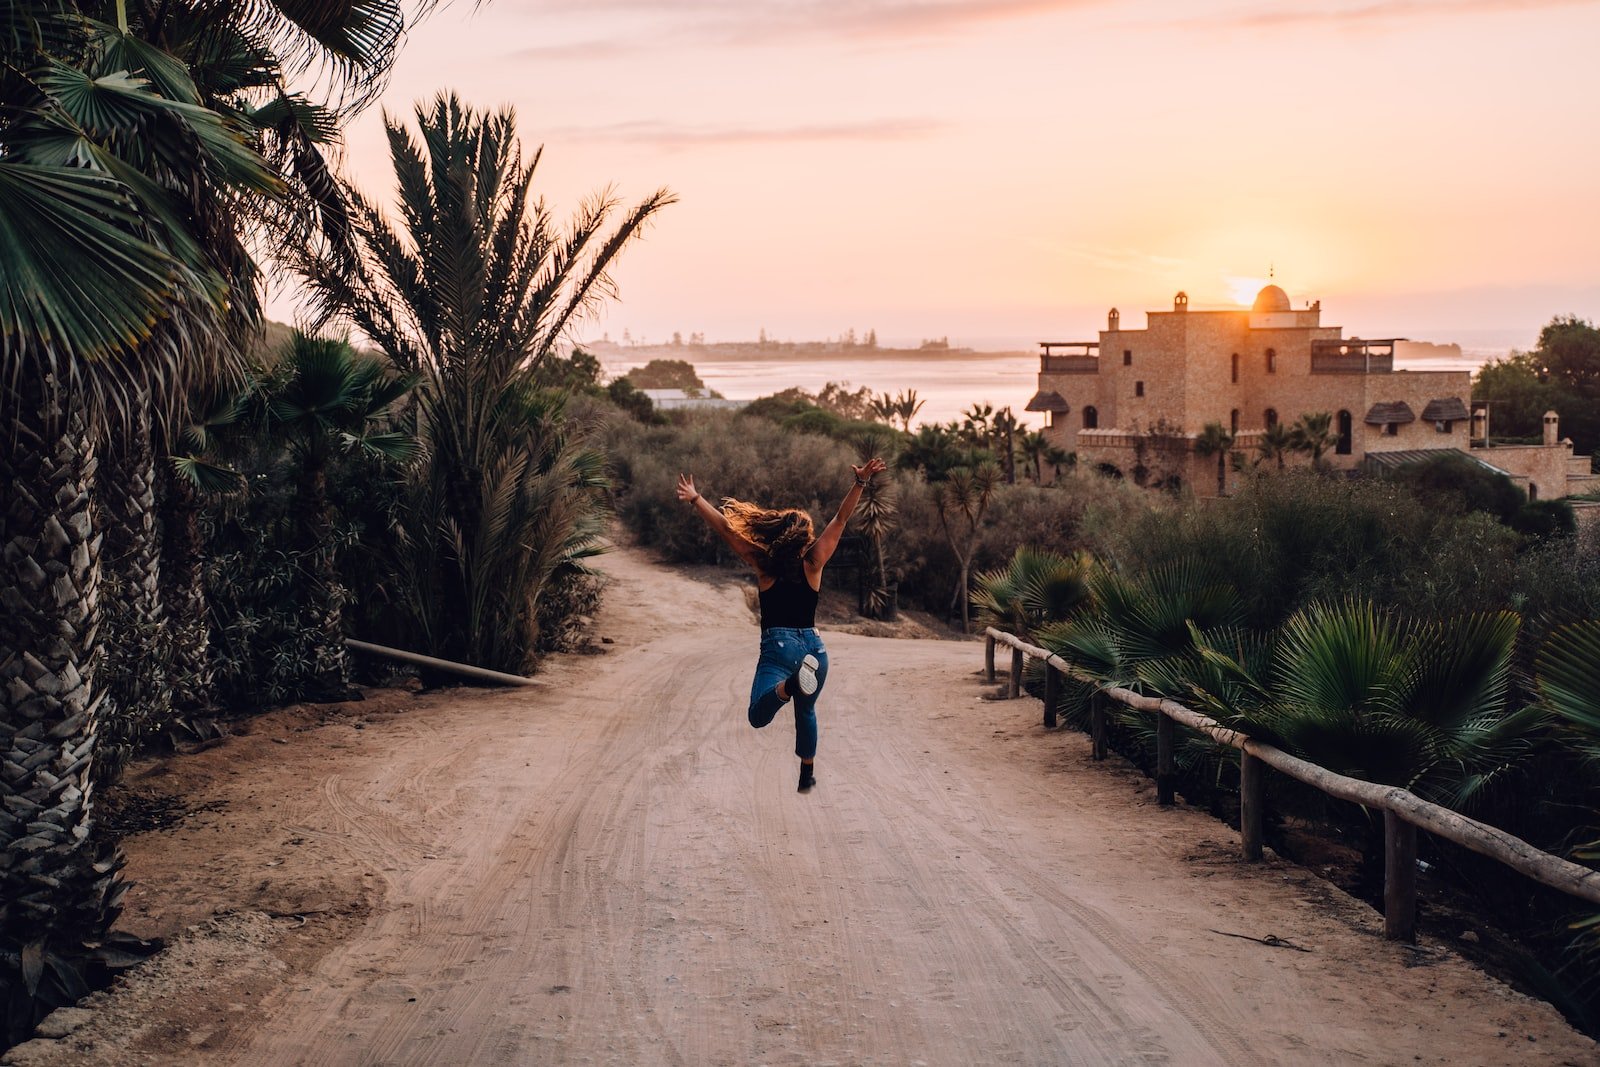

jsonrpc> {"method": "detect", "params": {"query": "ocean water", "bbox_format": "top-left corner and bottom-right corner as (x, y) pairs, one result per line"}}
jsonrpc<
(599, 353), (1046, 428)
(598, 350), (1495, 430)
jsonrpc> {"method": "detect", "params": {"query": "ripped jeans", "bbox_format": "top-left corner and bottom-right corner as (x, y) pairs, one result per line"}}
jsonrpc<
(747, 627), (829, 760)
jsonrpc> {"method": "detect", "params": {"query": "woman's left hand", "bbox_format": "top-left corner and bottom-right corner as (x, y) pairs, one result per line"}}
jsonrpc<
(852, 457), (887, 483)
(676, 473), (700, 503)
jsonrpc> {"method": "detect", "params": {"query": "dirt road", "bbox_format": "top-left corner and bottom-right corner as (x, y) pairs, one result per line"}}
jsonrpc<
(11, 544), (1596, 1065)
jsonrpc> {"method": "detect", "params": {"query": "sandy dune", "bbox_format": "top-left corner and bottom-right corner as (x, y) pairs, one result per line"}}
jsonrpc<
(10, 543), (1596, 1066)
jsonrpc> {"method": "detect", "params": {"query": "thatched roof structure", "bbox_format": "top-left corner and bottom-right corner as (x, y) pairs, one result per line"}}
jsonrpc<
(1365, 401), (1416, 426)
(1420, 397), (1470, 422)
(1024, 390), (1069, 414)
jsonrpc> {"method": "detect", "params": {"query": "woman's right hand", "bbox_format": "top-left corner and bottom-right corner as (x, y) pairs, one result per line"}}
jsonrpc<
(676, 473), (700, 504)
(852, 457), (887, 483)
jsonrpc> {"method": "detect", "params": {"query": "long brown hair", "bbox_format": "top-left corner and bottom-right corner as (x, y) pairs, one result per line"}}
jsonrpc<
(721, 499), (815, 581)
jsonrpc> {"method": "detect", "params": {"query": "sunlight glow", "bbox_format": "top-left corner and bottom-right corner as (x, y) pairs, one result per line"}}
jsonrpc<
(1225, 276), (1275, 307)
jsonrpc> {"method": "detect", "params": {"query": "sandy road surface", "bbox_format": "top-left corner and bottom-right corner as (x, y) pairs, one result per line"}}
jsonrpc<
(11, 544), (1596, 1066)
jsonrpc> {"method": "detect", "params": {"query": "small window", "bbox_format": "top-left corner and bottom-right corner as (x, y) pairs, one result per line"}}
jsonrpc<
(1530, 483), (1539, 501)
(1266, 348), (1277, 374)
(1083, 405), (1098, 429)
(1230, 409), (1239, 434)
(1230, 353), (1239, 384)
(1135, 381), (1145, 398)
(1435, 420), (1453, 434)
(1336, 410), (1352, 455)
(1123, 349), (1132, 366)
(1265, 408), (1278, 428)
(1383, 423), (1398, 437)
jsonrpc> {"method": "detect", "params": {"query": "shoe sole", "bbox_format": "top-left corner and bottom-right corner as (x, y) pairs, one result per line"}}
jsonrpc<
(796, 654), (820, 696)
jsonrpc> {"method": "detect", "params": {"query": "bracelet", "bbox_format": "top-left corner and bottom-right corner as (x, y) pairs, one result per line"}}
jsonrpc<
(688, 493), (701, 505)
(854, 477), (870, 487)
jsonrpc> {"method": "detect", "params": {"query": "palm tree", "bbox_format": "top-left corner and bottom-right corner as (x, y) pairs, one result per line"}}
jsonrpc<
(1289, 411), (1337, 468)
(1018, 430), (1050, 483)
(934, 461), (1002, 630)
(160, 385), (251, 715)
(295, 94), (674, 671)
(1256, 421), (1294, 470)
(1, 0), (421, 1034)
(869, 391), (897, 426)
(992, 406), (1023, 484)
(893, 388), (926, 432)
(1045, 445), (1074, 481)
(851, 448), (899, 619)
(262, 333), (417, 698)
(1194, 422), (1234, 496)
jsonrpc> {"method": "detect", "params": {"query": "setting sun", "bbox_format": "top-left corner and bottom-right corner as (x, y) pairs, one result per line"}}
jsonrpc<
(1225, 275), (1277, 307)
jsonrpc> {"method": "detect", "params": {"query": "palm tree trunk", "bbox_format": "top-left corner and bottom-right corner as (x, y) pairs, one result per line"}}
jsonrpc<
(0, 388), (126, 973)
(299, 457), (353, 700)
(158, 464), (215, 713)
(97, 400), (173, 782)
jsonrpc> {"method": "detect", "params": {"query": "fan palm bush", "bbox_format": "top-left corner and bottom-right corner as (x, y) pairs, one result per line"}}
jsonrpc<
(1037, 556), (1245, 689)
(972, 546), (1092, 639)
(295, 94), (673, 671)
(1177, 601), (1539, 807)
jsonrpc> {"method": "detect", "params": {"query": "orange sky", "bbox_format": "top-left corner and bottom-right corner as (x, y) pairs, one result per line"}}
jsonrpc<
(269, 0), (1600, 352)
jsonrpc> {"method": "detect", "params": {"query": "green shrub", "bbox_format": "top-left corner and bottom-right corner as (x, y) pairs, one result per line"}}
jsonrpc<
(1391, 452), (1523, 523)
(603, 409), (858, 565)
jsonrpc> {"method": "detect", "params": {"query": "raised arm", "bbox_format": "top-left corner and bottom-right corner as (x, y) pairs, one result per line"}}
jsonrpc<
(677, 473), (763, 570)
(808, 458), (887, 570)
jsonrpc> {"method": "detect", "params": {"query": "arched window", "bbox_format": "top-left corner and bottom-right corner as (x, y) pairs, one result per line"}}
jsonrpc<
(1529, 483), (1539, 501)
(1266, 348), (1278, 374)
(1336, 410), (1352, 455)
(1265, 408), (1278, 428)
(1230, 409), (1239, 434)
(1083, 405), (1098, 429)
(1230, 352), (1239, 383)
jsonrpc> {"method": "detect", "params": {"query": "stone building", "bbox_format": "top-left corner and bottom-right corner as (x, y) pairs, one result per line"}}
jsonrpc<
(1028, 285), (1600, 498)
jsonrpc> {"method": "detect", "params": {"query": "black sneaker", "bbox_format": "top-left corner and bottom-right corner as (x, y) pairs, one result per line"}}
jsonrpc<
(798, 764), (816, 792)
(789, 654), (820, 697)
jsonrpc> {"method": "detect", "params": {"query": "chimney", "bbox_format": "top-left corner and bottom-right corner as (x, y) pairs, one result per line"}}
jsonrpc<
(1470, 406), (1488, 442)
(1108, 308), (1120, 331)
(1174, 291), (1188, 312)
(1543, 410), (1559, 447)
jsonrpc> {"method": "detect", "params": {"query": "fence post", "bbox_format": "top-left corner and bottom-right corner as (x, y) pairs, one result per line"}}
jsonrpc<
(1042, 664), (1059, 729)
(1156, 712), (1176, 806)
(1384, 811), (1418, 941)
(1009, 646), (1023, 699)
(1091, 692), (1108, 760)
(1240, 751), (1264, 861)
(984, 633), (996, 683)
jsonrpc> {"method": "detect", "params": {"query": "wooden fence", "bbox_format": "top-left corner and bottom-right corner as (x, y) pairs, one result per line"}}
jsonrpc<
(983, 627), (1600, 941)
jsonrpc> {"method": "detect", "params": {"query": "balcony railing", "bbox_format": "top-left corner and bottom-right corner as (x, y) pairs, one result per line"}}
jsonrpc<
(1310, 339), (1397, 374)
(1039, 340), (1099, 374)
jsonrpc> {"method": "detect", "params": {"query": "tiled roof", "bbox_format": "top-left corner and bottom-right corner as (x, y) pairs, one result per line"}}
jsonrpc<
(1024, 389), (1070, 413)
(1364, 401), (1416, 426)
(1420, 397), (1470, 422)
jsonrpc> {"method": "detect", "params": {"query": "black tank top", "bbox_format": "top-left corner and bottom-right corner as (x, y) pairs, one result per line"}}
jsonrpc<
(758, 577), (818, 630)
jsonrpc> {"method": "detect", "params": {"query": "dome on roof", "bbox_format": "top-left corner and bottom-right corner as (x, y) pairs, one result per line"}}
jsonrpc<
(1253, 284), (1291, 313)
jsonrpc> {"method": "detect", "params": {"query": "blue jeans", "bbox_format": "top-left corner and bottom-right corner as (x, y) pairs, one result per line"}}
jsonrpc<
(748, 627), (829, 760)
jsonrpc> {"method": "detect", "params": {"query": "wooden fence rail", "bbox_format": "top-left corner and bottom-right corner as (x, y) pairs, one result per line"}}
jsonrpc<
(983, 627), (1600, 941)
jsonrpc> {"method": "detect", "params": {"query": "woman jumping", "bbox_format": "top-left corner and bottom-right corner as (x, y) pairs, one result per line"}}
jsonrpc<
(676, 458), (887, 792)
